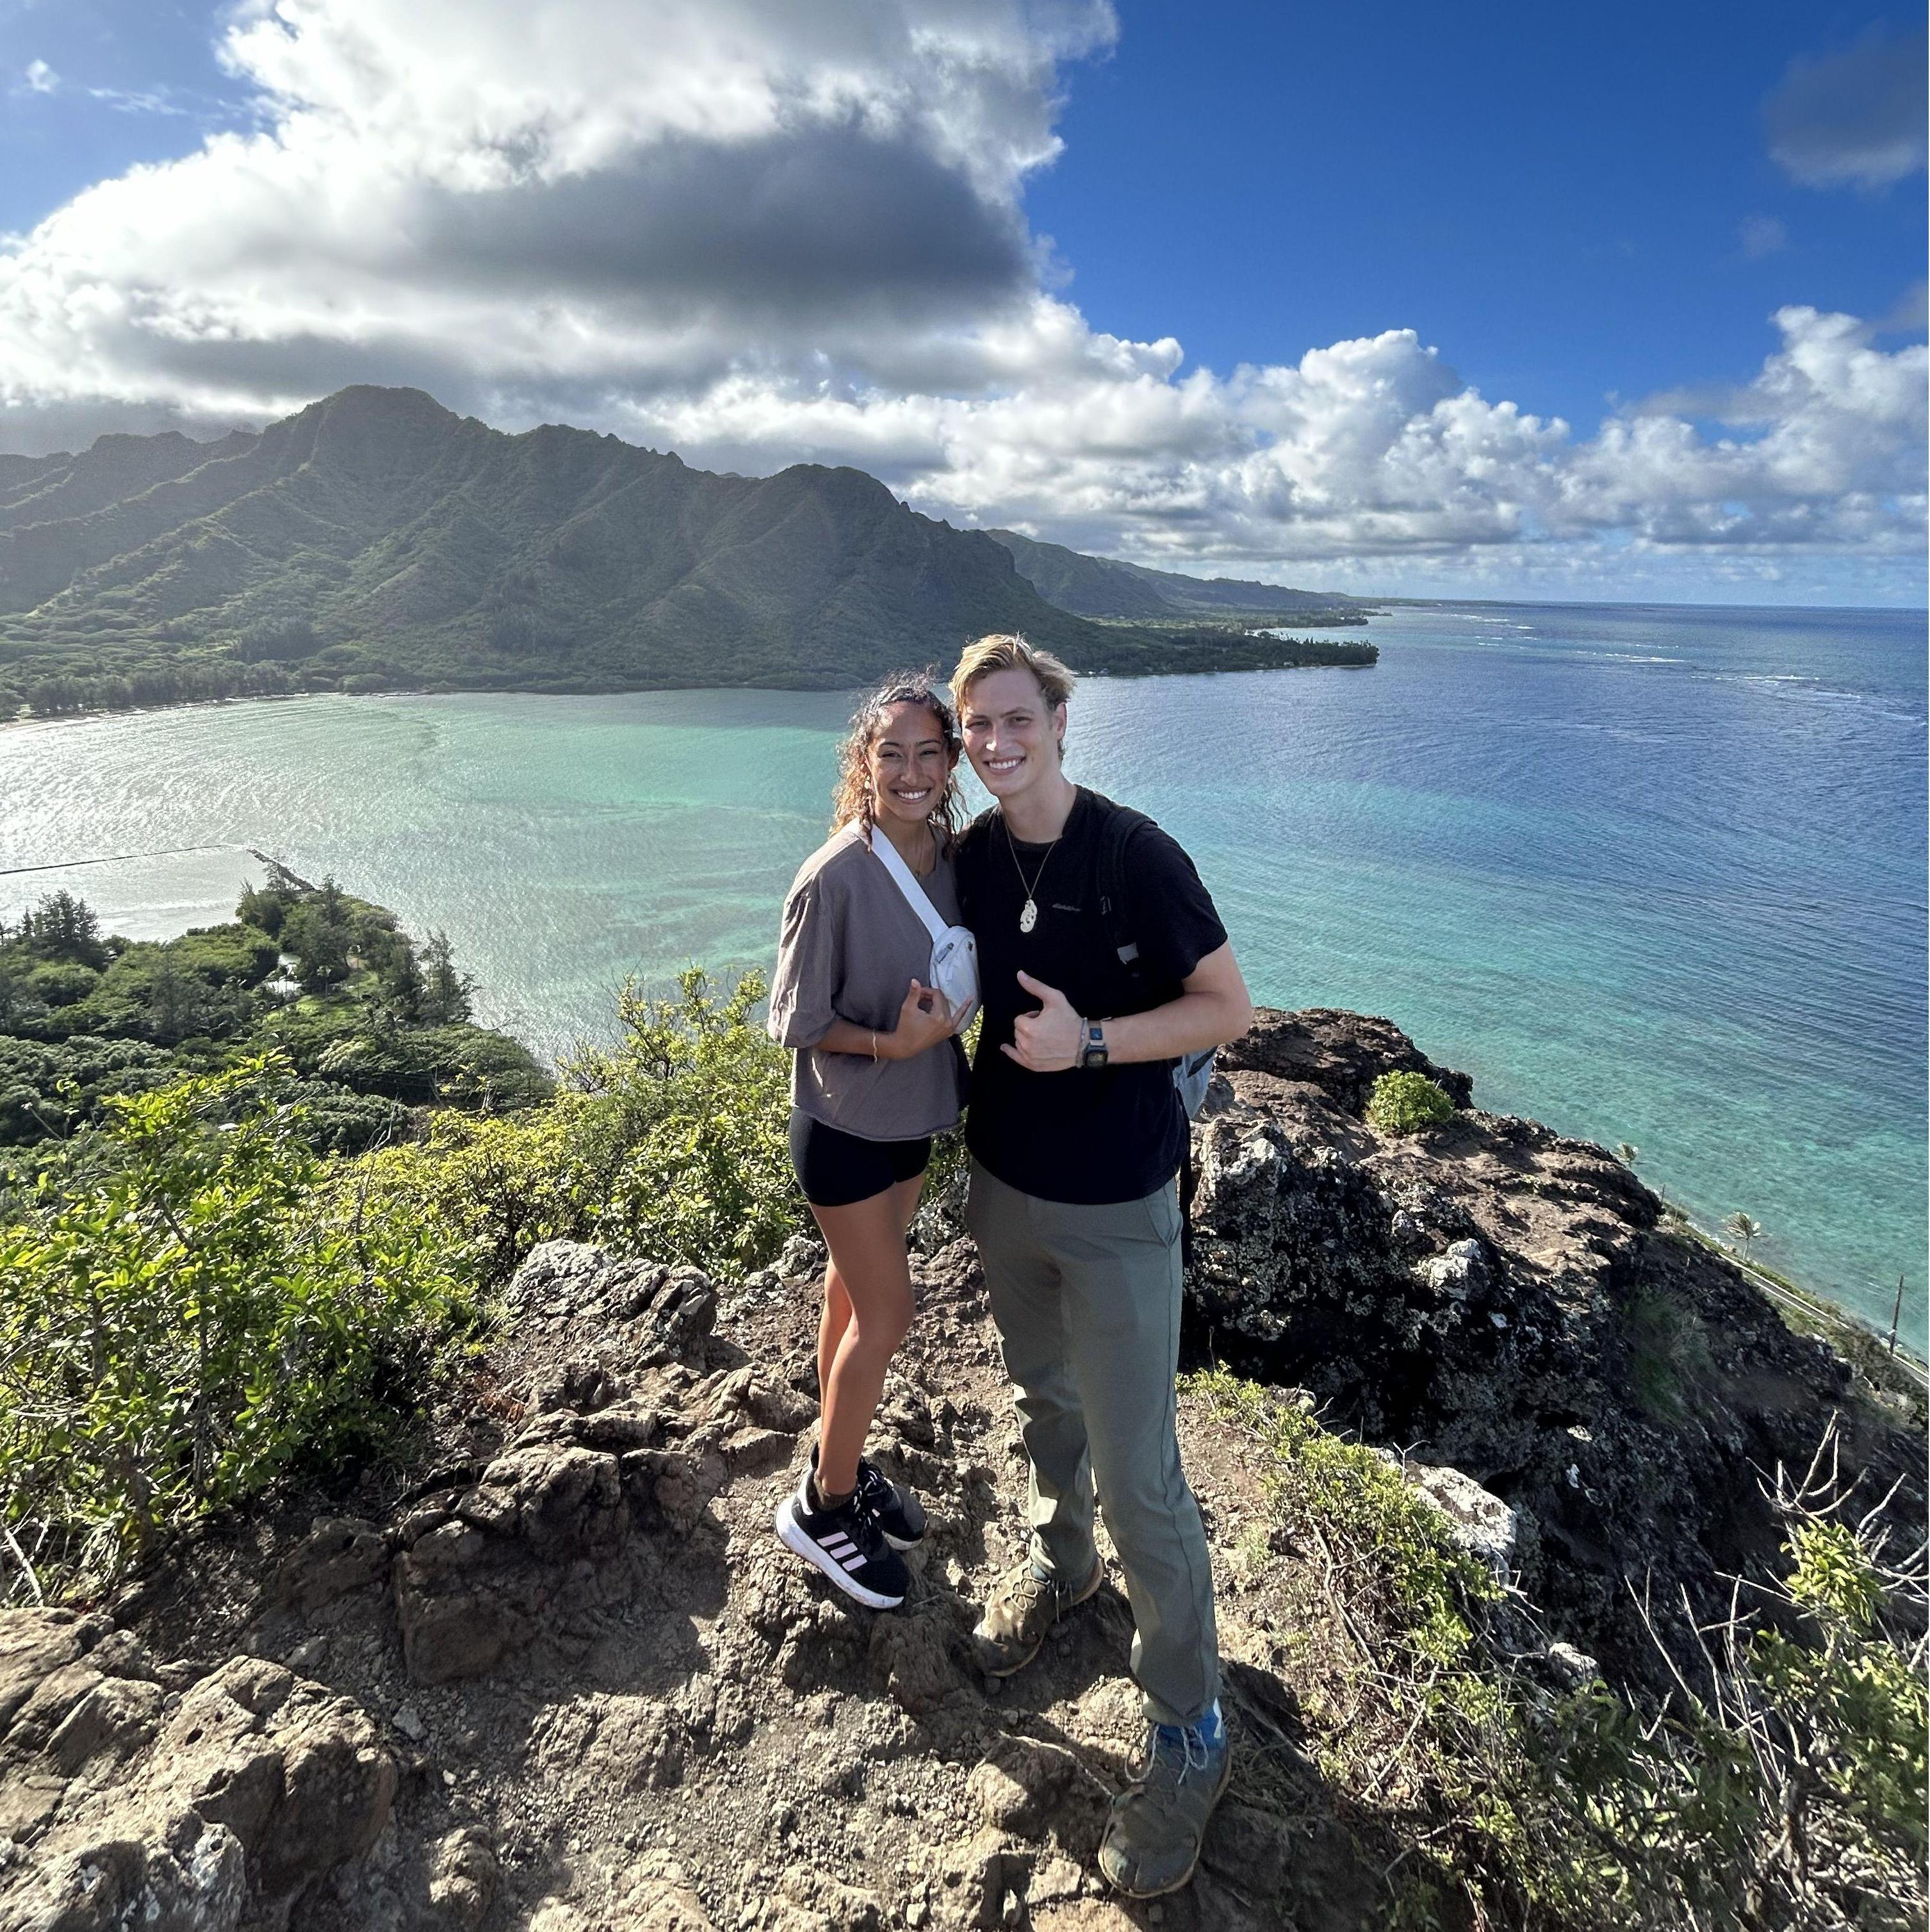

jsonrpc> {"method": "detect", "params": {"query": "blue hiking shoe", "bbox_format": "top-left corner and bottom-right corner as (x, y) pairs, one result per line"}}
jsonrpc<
(1098, 1701), (1232, 1897)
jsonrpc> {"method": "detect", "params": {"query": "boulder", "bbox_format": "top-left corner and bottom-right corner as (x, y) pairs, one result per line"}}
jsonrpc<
(508, 1241), (718, 1370)
(271, 1515), (389, 1615)
(0, 1620), (393, 1932)
(392, 1399), (723, 1684)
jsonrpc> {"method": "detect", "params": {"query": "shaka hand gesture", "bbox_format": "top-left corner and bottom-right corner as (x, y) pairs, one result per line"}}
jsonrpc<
(1001, 970), (1085, 1073)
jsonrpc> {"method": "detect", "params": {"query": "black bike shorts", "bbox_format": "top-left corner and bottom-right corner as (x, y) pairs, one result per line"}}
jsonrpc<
(789, 1108), (932, 1209)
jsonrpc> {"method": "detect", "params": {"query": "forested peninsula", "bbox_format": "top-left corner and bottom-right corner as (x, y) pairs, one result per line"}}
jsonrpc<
(0, 386), (1375, 719)
(0, 877), (1922, 1931)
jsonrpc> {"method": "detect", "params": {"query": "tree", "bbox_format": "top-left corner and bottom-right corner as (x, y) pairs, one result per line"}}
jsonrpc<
(1614, 1142), (1640, 1168)
(379, 941), (426, 1022)
(418, 931), (473, 1025)
(1723, 1211), (1763, 1264)
(282, 903), (351, 994)
(0, 954), (28, 1029)
(23, 891), (107, 969)
(143, 946), (205, 1044)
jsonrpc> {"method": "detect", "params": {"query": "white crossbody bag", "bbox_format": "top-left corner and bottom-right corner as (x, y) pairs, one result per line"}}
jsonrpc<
(868, 826), (979, 1031)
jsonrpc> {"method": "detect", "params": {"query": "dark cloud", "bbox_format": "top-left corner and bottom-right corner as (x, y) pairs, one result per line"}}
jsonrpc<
(411, 124), (1035, 326)
(1764, 24), (1927, 188)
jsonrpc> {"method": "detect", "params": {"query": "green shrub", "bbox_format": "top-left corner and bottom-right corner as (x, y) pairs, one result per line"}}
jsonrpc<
(1196, 1374), (1929, 1931)
(1623, 1282), (1715, 1421)
(358, 967), (801, 1286)
(0, 1056), (471, 1600)
(1367, 1068), (1456, 1134)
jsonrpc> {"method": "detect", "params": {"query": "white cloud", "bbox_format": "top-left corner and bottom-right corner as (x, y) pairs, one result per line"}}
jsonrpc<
(1737, 213), (1786, 259)
(22, 55), (55, 92)
(0, 0), (1921, 600)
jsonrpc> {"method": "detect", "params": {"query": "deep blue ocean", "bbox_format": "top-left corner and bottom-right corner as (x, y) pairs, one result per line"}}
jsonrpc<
(4, 600), (1924, 1339)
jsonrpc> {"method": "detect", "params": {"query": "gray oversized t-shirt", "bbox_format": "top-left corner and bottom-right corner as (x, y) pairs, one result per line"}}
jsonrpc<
(767, 825), (967, 1143)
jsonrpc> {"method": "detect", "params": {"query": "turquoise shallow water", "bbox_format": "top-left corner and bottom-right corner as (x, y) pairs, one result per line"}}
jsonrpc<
(3, 600), (1923, 1340)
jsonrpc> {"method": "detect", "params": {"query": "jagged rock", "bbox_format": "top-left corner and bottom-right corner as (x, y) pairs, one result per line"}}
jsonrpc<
(869, 1606), (964, 1716)
(922, 1827), (1014, 1931)
(778, 1234), (828, 1281)
(272, 1516), (389, 1614)
(590, 1695), (687, 1791)
(1176, 1010), (1924, 1680)
(0, 1611), (106, 1733)
(761, 1868), (886, 1932)
(0, 1626), (394, 1932)
(1392, 1460), (1525, 1578)
(612, 1856), (716, 1931)
(1543, 1641), (1601, 1689)
(392, 1409), (723, 1683)
(1218, 1008), (1475, 1113)
(509, 1241), (717, 1368)
(1413, 1238), (1489, 1300)
(429, 1828), (498, 1929)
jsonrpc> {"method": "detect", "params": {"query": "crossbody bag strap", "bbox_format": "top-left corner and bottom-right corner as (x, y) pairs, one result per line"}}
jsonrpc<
(867, 825), (951, 946)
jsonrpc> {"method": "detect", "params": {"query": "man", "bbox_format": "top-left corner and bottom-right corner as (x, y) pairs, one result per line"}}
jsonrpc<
(949, 634), (1254, 1899)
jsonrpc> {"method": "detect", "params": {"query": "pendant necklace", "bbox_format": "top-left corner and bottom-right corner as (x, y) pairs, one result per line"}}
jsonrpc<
(1004, 817), (1061, 935)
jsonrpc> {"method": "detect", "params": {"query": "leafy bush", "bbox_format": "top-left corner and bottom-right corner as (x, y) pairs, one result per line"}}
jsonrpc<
(359, 967), (801, 1286)
(0, 1057), (471, 1601)
(1367, 1068), (1456, 1134)
(0, 1034), (181, 1145)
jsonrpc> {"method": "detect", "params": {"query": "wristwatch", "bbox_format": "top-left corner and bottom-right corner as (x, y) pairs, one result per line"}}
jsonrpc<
(1078, 1020), (1109, 1069)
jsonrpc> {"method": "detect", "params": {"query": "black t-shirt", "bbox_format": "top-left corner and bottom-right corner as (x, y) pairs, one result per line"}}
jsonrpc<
(954, 787), (1229, 1204)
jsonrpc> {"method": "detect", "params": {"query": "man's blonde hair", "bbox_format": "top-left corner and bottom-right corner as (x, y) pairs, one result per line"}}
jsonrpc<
(950, 634), (1078, 713)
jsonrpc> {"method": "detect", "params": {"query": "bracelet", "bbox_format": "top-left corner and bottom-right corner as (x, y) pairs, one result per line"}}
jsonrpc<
(870, 1030), (879, 1061)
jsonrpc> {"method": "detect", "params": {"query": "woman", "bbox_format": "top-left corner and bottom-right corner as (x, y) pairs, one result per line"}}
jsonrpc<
(766, 673), (969, 1608)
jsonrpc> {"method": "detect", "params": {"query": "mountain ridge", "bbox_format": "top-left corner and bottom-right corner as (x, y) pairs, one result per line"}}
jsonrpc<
(981, 526), (1368, 622)
(0, 386), (1371, 714)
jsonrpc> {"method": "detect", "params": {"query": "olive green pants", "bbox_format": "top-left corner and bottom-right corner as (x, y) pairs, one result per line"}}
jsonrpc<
(965, 1159), (1219, 1728)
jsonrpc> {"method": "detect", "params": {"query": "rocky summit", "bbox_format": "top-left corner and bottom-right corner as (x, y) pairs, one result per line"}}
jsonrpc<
(0, 1011), (1917, 1932)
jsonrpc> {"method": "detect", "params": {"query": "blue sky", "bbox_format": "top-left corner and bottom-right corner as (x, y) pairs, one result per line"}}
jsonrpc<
(1, 1), (1923, 602)
(1028, 3), (1924, 432)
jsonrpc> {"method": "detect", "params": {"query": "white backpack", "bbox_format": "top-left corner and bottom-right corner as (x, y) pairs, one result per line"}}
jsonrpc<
(869, 827), (980, 1031)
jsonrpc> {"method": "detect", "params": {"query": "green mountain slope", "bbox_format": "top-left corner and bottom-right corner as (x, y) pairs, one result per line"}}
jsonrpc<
(982, 527), (1368, 622)
(0, 386), (1376, 715)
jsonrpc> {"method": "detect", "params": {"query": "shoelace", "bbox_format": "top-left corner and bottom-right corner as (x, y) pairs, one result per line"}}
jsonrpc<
(1010, 1568), (1057, 1614)
(1148, 1721), (1215, 1784)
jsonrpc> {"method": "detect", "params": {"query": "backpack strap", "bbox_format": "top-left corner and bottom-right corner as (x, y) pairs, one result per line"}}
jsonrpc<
(1086, 790), (1159, 990)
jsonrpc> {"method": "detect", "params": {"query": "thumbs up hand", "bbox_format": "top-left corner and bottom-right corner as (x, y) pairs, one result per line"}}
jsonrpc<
(1001, 970), (1084, 1072)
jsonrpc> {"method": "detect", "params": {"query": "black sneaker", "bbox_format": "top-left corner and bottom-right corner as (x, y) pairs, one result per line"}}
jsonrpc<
(812, 1446), (928, 1551)
(856, 1457), (928, 1551)
(775, 1474), (910, 1609)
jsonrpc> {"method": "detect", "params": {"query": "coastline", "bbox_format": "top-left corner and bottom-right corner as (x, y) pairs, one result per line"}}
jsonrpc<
(7, 615), (1921, 1347)
(3, 828), (1917, 1370)
(0, 638), (1381, 732)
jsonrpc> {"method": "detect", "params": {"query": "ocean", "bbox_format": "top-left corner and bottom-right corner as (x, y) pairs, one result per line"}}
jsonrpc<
(3, 600), (1924, 1341)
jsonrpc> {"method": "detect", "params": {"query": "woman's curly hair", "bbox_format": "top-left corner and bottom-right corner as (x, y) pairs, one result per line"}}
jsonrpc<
(830, 671), (964, 837)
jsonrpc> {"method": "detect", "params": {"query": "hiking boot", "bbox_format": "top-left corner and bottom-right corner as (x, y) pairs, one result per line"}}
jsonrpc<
(775, 1473), (910, 1609)
(812, 1445), (928, 1551)
(970, 1555), (1104, 1677)
(1098, 1703), (1232, 1898)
